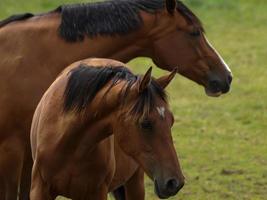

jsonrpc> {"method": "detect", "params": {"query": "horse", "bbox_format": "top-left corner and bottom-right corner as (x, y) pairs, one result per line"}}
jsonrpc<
(0, 0), (232, 199)
(29, 58), (183, 200)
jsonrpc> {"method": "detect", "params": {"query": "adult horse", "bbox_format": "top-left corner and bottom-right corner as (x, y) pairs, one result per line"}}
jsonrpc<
(0, 0), (232, 199)
(30, 58), (183, 200)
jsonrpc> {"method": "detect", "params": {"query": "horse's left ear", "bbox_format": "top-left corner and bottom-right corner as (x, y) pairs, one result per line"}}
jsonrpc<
(156, 68), (178, 89)
(138, 67), (152, 93)
(166, 0), (177, 15)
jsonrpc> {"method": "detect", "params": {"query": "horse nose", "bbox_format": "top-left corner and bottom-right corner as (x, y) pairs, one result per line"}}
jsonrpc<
(209, 79), (221, 93)
(223, 74), (232, 93)
(165, 178), (184, 195)
(228, 74), (233, 85)
(222, 83), (230, 93)
(208, 79), (230, 94)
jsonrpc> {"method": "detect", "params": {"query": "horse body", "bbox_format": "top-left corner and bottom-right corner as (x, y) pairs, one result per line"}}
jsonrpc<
(29, 59), (121, 199)
(31, 104), (115, 199)
(0, 0), (232, 199)
(0, 12), (147, 200)
(30, 58), (183, 200)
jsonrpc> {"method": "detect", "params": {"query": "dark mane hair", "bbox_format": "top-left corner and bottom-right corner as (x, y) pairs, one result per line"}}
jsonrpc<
(176, 1), (204, 31)
(58, 0), (203, 41)
(0, 13), (33, 28)
(0, 0), (203, 41)
(64, 64), (167, 119)
(57, 0), (164, 42)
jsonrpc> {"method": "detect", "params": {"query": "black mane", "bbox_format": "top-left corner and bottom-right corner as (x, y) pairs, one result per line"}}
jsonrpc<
(64, 64), (167, 119)
(0, 0), (203, 41)
(176, 1), (204, 31)
(0, 13), (33, 28)
(58, 0), (203, 42)
(57, 0), (165, 42)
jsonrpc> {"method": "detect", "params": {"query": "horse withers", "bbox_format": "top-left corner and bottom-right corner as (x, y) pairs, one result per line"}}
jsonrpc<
(30, 58), (184, 200)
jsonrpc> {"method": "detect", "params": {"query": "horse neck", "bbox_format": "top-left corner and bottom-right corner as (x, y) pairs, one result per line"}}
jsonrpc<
(53, 82), (119, 154)
(30, 13), (152, 73)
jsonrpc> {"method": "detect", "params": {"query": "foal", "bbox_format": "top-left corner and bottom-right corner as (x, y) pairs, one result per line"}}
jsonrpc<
(30, 58), (184, 200)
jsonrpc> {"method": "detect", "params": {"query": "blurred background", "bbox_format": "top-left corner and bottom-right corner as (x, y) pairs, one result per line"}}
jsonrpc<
(1, 0), (266, 199)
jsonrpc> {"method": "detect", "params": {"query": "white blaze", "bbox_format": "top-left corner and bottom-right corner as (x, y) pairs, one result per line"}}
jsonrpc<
(204, 35), (232, 73)
(156, 107), (165, 119)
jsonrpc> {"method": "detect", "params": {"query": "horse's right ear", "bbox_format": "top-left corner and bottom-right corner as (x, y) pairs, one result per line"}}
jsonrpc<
(166, 0), (177, 15)
(156, 68), (178, 89)
(137, 67), (152, 93)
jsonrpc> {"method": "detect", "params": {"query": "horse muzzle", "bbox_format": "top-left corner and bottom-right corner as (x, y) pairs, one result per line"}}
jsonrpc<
(154, 178), (184, 199)
(205, 73), (232, 97)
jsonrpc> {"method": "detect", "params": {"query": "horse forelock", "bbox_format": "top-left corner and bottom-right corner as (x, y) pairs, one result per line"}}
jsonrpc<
(63, 64), (167, 121)
(126, 79), (167, 121)
(176, 1), (204, 32)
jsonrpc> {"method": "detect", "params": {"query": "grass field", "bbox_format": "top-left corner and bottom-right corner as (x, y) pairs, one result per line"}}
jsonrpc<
(1, 0), (267, 199)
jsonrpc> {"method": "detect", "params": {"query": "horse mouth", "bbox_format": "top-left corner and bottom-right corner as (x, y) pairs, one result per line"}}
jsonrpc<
(205, 88), (222, 97)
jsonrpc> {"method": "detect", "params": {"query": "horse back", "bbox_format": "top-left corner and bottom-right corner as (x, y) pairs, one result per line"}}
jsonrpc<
(0, 13), (33, 28)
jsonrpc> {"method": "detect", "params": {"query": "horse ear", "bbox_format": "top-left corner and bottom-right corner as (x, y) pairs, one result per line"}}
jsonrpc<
(156, 68), (178, 89)
(138, 67), (152, 93)
(166, 0), (177, 15)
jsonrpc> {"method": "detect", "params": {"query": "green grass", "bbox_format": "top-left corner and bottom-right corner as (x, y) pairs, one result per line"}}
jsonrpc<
(1, 0), (267, 199)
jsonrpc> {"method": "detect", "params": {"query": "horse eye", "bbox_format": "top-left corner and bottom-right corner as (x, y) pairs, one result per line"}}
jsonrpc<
(190, 30), (201, 37)
(140, 119), (153, 131)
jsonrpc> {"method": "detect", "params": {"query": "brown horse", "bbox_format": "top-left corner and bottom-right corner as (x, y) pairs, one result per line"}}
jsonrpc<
(30, 58), (183, 200)
(0, 0), (232, 199)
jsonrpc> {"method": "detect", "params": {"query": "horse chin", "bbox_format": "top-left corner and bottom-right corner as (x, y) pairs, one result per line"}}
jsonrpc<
(205, 88), (222, 97)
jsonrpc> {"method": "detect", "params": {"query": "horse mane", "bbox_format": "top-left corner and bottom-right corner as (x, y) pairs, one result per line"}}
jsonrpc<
(58, 0), (204, 41)
(0, 13), (33, 28)
(0, 0), (203, 40)
(57, 0), (164, 42)
(64, 64), (167, 119)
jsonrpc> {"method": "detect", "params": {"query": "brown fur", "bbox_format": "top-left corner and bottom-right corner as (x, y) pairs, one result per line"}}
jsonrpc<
(30, 58), (183, 200)
(0, 0), (231, 199)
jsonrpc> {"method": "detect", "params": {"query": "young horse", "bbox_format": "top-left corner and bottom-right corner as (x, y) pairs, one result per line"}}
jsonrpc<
(30, 58), (183, 200)
(0, 0), (232, 199)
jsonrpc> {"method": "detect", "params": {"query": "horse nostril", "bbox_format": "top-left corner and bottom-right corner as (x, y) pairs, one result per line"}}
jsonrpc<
(166, 179), (178, 190)
(222, 84), (230, 93)
(228, 75), (233, 84)
(165, 178), (183, 194)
